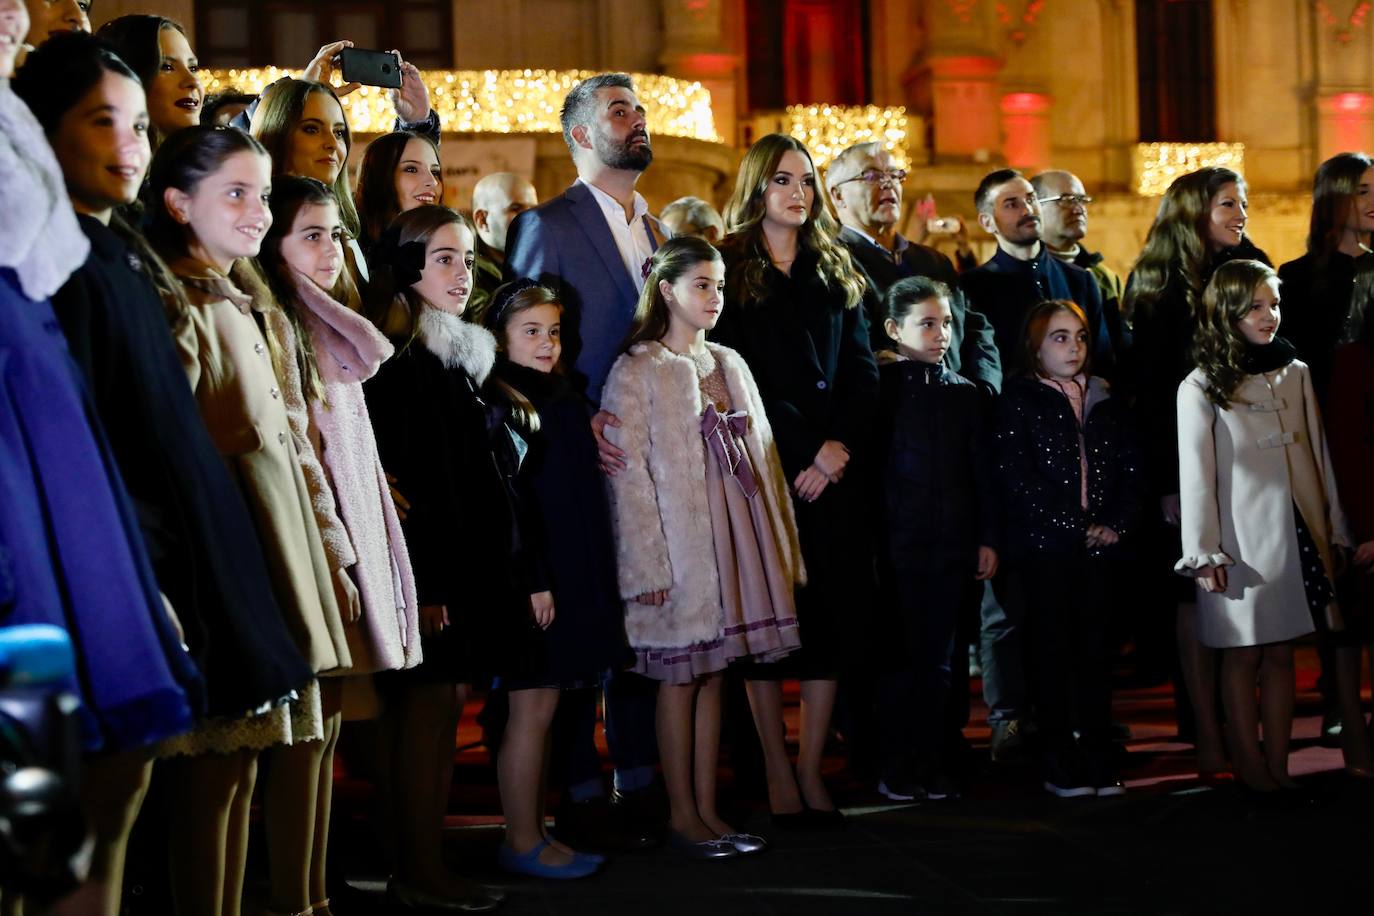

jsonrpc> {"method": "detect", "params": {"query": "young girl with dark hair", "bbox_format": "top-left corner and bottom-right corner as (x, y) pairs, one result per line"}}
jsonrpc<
(362, 203), (538, 908)
(480, 280), (630, 877)
(1178, 259), (1351, 794)
(1, 21), (205, 916)
(94, 14), (202, 147)
(996, 300), (1143, 798)
(257, 175), (423, 914)
(602, 235), (803, 858)
(354, 129), (443, 256)
(873, 276), (998, 802)
(711, 132), (877, 824)
(147, 124), (352, 916)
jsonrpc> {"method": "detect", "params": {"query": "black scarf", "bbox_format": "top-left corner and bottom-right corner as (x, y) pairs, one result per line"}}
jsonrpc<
(1240, 336), (1298, 375)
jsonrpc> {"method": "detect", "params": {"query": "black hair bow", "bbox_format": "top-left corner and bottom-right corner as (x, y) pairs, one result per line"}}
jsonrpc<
(374, 226), (427, 288)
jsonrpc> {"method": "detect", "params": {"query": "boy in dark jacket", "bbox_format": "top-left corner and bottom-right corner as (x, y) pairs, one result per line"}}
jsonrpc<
(874, 276), (999, 802)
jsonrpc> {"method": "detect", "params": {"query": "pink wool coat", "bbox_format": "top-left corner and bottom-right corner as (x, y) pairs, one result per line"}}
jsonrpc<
(267, 273), (421, 673)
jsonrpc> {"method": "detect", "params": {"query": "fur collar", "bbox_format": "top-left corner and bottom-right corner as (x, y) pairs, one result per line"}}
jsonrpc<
(0, 84), (90, 300)
(416, 307), (496, 384)
(292, 271), (393, 383)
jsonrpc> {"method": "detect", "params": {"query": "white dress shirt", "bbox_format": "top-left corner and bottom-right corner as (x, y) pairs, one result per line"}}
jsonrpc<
(578, 177), (655, 293)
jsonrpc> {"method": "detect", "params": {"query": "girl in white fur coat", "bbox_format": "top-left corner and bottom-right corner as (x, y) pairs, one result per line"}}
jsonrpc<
(602, 237), (804, 860)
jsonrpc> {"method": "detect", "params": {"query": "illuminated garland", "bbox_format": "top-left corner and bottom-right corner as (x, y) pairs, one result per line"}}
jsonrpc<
(1133, 142), (1245, 196)
(783, 104), (910, 168)
(202, 68), (719, 141)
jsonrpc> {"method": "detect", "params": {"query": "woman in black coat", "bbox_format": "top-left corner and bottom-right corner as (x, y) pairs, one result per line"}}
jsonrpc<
(710, 134), (878, 824)
(1277, 151), (1374, 773)
(1278, 152), (1374, 405)
(1122, 166), (1268, 777)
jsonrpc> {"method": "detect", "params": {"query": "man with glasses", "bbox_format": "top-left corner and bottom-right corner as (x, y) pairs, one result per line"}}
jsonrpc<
(1032, 170), (1127, 355)
(828, 142), (1001, 393)
(962, 168), (1113, 377)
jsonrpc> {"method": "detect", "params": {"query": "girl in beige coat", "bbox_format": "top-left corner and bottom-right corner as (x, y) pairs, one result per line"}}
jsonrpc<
(150, 126), (349, 916)
(602, 237), (803, 860)
(1177, 259), (1351, 794)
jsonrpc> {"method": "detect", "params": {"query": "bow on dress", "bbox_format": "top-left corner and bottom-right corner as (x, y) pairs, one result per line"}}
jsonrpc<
(700, 404), (758, 499)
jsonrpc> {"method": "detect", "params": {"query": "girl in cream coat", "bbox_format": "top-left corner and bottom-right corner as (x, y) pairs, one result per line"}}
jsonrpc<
(1177, 259), (1351, 793)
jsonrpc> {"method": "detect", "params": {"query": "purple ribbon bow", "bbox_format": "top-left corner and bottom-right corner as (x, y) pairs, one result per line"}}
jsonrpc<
(700, 404), (758, 499)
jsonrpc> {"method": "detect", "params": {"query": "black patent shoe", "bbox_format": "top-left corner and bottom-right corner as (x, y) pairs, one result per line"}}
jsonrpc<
(554, 797), (658, 852)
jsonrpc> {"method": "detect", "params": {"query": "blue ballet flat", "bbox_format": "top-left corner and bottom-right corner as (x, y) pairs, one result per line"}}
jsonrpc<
(498, 837), (601, 879)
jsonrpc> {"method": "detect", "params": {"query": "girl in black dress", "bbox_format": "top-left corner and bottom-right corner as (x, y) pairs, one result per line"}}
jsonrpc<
(712, 133), (878, 825)
(363, 205), (542, 909)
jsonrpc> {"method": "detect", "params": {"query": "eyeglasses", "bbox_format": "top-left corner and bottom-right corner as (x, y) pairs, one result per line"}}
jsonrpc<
(835, 168), (908, 188)
(1038, 194), (1093, 208)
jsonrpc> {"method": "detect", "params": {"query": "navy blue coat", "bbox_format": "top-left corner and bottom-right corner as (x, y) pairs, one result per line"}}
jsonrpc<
(0, 268), (202, 751)
(50, 216), (311, 718)
(960, 247), (1113, 378)
(505, 181), (664, 402)
(994, 374), (1145, 562)
(875, 359), (998, 565)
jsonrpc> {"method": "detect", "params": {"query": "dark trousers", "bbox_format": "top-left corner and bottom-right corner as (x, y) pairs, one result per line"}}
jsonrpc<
(879, 555), (982, 771)
(555, 669), (659, 801)
(979, 570), (1027, 722)
(1020, 551), (1115, 755)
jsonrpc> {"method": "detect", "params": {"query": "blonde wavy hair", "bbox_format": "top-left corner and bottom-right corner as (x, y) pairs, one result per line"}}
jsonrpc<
(1192, 258), (1277, 407)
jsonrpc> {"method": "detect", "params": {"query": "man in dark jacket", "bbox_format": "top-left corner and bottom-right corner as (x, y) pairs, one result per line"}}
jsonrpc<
(828, 141), (1002, 394)
(1031, 170), (1128, 356)
(962, 169), (1113, 378)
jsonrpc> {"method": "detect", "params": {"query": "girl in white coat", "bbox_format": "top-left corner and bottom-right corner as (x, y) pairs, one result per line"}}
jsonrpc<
(601, 237), (804, 859)
(1177, 258), (1351, 794)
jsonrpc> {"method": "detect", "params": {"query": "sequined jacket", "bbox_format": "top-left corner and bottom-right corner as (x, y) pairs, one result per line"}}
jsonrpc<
(994, 374), (1145, 561)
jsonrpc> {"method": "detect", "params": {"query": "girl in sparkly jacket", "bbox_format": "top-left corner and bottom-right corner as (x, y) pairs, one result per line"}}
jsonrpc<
(995, 299), (1144, 799)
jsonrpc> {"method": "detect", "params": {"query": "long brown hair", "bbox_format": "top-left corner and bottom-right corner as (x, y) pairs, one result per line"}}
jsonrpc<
(623, 236), (722, 350)
(250, 78), (360, 239)
(354, 130), (443, 253)
(1306, 151), (1374, 258)
(721, 133), (865, 309)
(258, 175), (365, 405)
(1193, 259), (1277, 406)
(363, 205), (475, 343)
(1123, 166), (1244, 323)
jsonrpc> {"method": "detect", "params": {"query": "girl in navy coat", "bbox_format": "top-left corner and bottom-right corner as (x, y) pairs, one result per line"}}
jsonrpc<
(996, 300), (1144, 798)
(873, 276), (998, 803)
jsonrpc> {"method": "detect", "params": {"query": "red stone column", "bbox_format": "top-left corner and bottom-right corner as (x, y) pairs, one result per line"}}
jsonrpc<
(1000, 91), (1053, 173)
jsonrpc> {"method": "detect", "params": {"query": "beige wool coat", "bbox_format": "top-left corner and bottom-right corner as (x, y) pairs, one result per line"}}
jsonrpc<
(172, 260), (351, 674)
(601, 341), (805, 650)
(1175, 360), (1351, 648)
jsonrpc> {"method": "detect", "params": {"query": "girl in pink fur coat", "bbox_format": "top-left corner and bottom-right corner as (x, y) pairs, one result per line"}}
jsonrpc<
(258, 176), (421, 916)
(602, 236), (804, 861)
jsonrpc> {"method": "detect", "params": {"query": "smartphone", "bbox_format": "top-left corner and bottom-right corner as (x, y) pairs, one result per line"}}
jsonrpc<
(339, 48), (402, 89)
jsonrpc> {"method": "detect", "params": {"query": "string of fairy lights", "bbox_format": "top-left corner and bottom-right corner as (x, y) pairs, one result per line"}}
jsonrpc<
(206, 67), (1241, 196)
(1133, 142), (1246, 196)
(202, 68), (720, 141)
